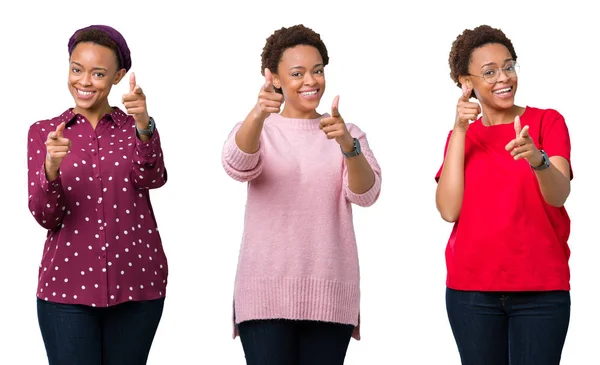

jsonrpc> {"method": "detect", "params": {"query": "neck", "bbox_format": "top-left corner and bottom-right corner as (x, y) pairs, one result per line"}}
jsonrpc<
(73, 100), (113, 128)
(280, 106), (321, 120)
(481, 105), (524, 126)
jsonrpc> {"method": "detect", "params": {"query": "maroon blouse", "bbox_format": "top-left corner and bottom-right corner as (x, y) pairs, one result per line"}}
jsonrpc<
(27, 107), (168, 307)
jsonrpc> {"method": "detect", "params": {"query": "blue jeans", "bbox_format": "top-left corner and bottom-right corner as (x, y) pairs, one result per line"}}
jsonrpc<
(238, 319), (354, 365)
(37, 297), (164, 365)
(446, 288), (570, 365)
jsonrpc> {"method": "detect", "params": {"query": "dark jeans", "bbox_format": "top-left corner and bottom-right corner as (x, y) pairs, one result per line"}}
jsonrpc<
(37, 297), (165, 365)
(446, 288), (570, 365)
(238, 319), (354, 365)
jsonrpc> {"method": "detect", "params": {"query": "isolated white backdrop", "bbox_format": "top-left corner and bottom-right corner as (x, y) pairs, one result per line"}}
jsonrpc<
(1, 0), (597, 363)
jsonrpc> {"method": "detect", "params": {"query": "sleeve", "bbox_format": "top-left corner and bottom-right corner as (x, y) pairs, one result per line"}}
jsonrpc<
(221, 122), (263, 182)
(27, 123), (66, 230)
(435, 130), (453, 182)
(343, 124), (382, 207)
(132, 128), (167, 189)
(540, 110), (573, 180)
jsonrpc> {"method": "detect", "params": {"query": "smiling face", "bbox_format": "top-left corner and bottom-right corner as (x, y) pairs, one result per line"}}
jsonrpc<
(463, 43), (518, 111)
(272, 45), (325, 119)
(68, 42), (125, 114)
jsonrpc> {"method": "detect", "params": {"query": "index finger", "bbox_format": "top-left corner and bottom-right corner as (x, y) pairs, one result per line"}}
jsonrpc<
(460, 84), (471, 102)
(54, 122), (66, 139)
(514, 115), (522, 138)
(331, 95), (340, 117)
(263, 68), (274, 92)
(129, 72), (136, 93)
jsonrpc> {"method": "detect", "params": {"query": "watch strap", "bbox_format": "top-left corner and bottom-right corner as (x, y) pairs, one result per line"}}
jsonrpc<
(136, 117), (155, 136)
(341, 138), (361, 158)
(531, 149), (550, 171)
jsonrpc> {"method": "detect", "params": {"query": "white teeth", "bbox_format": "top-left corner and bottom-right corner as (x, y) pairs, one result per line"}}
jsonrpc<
(301, 90), (318, 96)
(77, 89), (94, 96)
(494, 87), (511, 94)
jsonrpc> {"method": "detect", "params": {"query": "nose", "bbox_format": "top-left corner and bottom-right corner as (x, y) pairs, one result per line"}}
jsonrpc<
(80, 72), (92, 86)
(496, 68), (509, 83)
(304, 73), (317, 86)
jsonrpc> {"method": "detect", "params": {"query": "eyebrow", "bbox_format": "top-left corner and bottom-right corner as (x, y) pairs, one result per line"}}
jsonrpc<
(481, 58), (514, 68)
(71, 61), (108, 72)
(289, 63), (324, 71)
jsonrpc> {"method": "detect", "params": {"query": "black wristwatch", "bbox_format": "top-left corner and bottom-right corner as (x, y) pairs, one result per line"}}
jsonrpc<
(341, 138), (361, 158)
(136, 117), (155, 136)
(531, 150), (550, 171)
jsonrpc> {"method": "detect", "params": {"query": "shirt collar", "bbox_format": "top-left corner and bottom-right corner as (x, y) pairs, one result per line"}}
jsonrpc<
(59, 107), (130, 128)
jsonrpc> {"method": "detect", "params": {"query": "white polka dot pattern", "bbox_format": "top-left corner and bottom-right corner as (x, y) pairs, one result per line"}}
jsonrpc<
(27, 108), (168, 307)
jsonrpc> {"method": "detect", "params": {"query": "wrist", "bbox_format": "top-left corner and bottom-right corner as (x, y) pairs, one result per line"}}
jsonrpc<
(530, 150), (544, 167)
(340, 136), (354, 153)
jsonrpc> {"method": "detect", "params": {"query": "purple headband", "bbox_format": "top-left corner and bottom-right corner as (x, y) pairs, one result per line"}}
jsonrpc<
(67, 25), (131, 71)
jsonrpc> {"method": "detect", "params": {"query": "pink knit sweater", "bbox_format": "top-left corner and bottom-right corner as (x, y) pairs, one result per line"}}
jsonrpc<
(222, 113), (382, 340)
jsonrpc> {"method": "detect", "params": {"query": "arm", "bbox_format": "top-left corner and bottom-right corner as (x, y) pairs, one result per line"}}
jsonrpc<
(132, 128), (167, 190)
(122, 73), (167, 189)
(222, 68), (283, 182)
(506, 112), (572, 207)
(533, 157), (570, 207)
(435, 129), (466, 222)
(343, 129), (381, 207)
(27, 123), (66, 230)
(222, 122), (264, 182)
(435, 87), (480, 222)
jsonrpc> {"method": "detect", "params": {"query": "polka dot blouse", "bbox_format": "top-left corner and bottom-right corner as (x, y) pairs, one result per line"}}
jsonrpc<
(27, 108), (168, 307)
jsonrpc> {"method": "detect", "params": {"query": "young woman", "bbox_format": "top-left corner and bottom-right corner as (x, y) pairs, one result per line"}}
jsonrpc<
(27, 25), (168, 365)
(221, 24), (382, 365)
(435, 25), (572, 365)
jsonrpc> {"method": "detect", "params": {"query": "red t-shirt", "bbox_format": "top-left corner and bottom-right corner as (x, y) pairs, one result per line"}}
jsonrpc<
(435, 106), (572, 291)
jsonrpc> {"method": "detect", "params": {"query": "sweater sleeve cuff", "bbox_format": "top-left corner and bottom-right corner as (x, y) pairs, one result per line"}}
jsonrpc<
(224, 139), (261, 171)
(345, 172), (381, 207)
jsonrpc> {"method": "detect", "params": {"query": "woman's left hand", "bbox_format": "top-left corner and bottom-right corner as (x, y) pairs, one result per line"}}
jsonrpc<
(320, 95), (354, 153)
(505, 115), (543, 167)
(122, 72), (150, 129)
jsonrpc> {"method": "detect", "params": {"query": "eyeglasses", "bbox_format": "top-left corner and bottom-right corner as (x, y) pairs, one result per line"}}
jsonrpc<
(468, 61), (520, 84)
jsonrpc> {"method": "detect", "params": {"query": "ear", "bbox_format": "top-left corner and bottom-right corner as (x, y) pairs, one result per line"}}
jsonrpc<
(272, 73), (282, 89)
(458, 75), (472, 89)
(112, 68), (127, 85)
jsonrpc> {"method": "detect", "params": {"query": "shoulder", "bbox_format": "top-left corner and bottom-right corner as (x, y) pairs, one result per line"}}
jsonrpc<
(346, 122), (367, 137)
(28, 110), (71, 138)
(524, 106), (565, 123)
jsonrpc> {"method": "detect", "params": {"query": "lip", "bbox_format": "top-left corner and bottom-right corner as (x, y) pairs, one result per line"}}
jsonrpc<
(492, 85), (514, 99)
(74, 87), (97, 100)
(298, 88), (320, 100)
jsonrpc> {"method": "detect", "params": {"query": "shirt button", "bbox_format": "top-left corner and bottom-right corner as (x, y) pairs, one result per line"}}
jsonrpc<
(99, 226), (104, 231)
(92, 136), (97, 141)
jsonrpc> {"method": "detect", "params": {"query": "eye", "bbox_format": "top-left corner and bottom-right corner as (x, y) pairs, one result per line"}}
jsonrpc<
(505, 65), (515, 72)
(93, 72), (105, 78)
(483, 69), (496, 77)
(71, 67), (81, 74)
(291, 72), (302, 77)
(314, 69), (324, 75)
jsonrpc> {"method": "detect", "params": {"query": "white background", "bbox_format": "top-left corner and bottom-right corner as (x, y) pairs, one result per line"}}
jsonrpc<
(1, 0), (598, 363)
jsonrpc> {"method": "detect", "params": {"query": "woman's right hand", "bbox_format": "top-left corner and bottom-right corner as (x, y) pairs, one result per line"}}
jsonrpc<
(44, 122), (71, 181)
(455, 85), (481, 132)
(253, 68), (284, 120)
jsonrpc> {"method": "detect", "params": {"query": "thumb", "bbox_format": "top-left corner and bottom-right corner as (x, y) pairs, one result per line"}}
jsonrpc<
(263, 68), (274, 92)
(520, 124), (530, 139)
(55, 122), (65, 138)
(331, 95), (340, 117)
(514, 115), (522, 138)
(129, 72), (136, 93)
